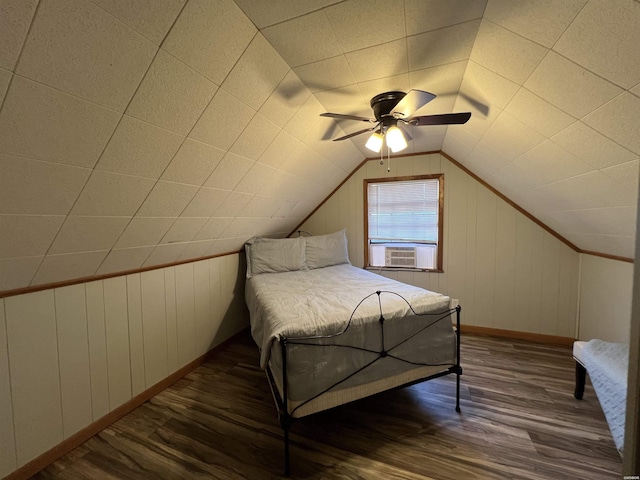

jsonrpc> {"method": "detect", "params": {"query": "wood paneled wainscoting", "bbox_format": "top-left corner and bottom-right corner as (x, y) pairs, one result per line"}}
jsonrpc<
(30, 331), (621, 479)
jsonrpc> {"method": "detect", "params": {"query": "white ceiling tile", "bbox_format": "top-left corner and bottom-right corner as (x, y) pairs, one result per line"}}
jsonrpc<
(283, 95), (330, 141)
(408, 61), (467, 99)
(160, 139), (225, 186)
(470, 20), (547, 84)
(0, 76), (120, 168)
(219, 217), (272, 239)
(206, 237), (246, 255)
(189, 89), (256, 150)
(257, 130), (301, 168)
(479, 111), (545, 160)
(194, 217), (233, 241)
(126, 49), (217, 135)
(16, 0), (156, 111)
(0, 155), (90, 215)
(259, 70), (312, 128)
(314, 85), (368, 120)
(238, 195), (282, 218)
(631, 82), (640, 98)
(95, 246), (155, 276)
(293, 56), (357, 93)
(31, 251), (108, 285)
(262, 10), (343, 67)
(554, 0), (640, 89)
(484, 0), (587, 48)
(70, 171), (156, 217)
(234, 0), (341, 28)
(49, 216), (130, 254)
(346, 39), (407, 84)
(213, 191), (254, 217)
(136, 181), (199, 217)
(160, 217), (208, 244)
(568, 233), (635, 259)
(505, 88), (575, 137)
(0, 0), (37, 70)
(442, 129), (480, 162)
(0, 256), (42, 291)
(551, 206), (637, 237)
(551, 121), (638, 170)
(509, 140), (592, 188)
(222, 34), (290, 111)
(535, 171), (636, 211)
(408, 20), (480, 71)
(91, 0), (185, 45)
(182, 187), (231, 217)
(163, 0), (255, 85)
(583, 92), (640, 156)
(142, 243), (189, 267)
(325, 0), (405, 53)
(204, 153), (255, 190)
(524, 51), (623, 118)
(0, 215), (65, 258)
(235, 162), (277, 194)
(95, 116), (184, 179)
(405, 0), (486, 36)
(114, 216), (176, 249)
(466, 140), (512, 176)
(230, 114), (281, 160)
(177, 240), (215, 261)
(453, 97), (501, 139)
(0, 68), (11, 102)
(602, 159), (640, 197)
(460, 61), (519, 110)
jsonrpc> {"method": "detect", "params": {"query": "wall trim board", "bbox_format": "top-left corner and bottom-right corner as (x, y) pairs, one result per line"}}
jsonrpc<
(1, 327), (249, 480)
(580, 250), (633, 264)
(460, 325), (575, 348)
(0, 250), (240, 299)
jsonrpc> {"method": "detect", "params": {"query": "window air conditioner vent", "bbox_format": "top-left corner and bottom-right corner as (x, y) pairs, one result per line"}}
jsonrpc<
(385, 246), (417, 267)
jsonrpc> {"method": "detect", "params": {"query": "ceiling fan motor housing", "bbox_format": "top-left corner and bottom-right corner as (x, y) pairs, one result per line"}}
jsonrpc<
(370, 91), (406, 122)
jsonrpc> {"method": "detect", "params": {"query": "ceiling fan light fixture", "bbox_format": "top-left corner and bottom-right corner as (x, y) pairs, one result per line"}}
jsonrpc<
(386, 125), (408, 152)
(365, 131), (384, 152)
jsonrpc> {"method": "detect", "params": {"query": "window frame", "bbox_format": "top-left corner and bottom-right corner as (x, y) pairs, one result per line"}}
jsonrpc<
(363, 174), (444, 272)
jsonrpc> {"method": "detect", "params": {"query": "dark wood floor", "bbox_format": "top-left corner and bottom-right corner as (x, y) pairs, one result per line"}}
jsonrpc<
(34, 331), (621, 479)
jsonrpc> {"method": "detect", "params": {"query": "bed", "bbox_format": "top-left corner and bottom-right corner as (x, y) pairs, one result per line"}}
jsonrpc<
(573, 339), (628, 454)
(244, 230), (462, 474)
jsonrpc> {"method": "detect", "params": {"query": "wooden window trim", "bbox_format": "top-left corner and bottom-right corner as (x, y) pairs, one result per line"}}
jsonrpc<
(363, 174), (444, 272)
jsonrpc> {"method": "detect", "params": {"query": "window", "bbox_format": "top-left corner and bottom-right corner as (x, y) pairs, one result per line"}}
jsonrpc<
(364, 175), (443, 271)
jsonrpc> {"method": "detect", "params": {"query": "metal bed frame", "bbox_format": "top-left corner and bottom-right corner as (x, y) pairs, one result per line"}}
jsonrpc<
(263, 290), (462, 476)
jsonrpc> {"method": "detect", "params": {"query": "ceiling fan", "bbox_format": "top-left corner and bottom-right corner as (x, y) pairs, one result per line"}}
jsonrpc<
(320, 89), (471, 153)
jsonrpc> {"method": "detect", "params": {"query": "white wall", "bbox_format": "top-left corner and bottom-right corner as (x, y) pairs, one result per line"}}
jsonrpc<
(578, 254), (633, 342)
(301, 153), (580, 338)
(0, 253), (249, 478)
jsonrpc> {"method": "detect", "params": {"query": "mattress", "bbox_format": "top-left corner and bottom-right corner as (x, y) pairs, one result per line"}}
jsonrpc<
(581, 339), (629, 453)
(245, 264), (456, 414)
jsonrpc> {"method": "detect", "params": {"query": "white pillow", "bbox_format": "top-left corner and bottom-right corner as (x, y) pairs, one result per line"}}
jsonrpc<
(245, 236), (306, 278)
(305, 229), (350, 269)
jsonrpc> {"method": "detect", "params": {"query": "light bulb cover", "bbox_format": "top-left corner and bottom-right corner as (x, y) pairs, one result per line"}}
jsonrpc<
(365, 132), (383, 152)
(386, 125), (408, 152)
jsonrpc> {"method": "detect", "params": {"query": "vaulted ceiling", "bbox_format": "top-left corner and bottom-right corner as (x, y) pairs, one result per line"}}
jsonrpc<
(1, 0), (638, 292)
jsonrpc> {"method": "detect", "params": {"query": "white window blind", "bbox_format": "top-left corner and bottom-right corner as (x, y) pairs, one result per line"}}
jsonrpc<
(368, 179), (440, 243)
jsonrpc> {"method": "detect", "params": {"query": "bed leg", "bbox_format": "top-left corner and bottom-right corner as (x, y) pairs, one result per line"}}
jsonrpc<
(281, 415), (291, 476)
(574, 361), (586, 400)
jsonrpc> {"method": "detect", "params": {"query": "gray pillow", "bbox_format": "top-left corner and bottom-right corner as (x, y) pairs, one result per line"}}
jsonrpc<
(245, 236), (306, 278)
(305, 229), (350, 269)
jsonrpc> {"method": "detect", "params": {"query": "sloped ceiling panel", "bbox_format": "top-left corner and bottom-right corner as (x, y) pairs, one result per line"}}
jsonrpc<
(0, 0), (639, 293)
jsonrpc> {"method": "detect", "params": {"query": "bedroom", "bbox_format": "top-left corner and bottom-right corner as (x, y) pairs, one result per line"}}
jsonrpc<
(0, 0), (638, 478)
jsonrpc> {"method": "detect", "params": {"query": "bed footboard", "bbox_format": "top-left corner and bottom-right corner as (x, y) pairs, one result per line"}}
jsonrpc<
(266, 292), (462, 476)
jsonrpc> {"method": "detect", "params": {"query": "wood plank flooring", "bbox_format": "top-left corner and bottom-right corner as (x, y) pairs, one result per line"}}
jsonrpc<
(33, 332), (621, 479)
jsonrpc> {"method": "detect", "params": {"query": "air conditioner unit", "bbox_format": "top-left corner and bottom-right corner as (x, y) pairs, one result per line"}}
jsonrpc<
(385, 246), (417, 267)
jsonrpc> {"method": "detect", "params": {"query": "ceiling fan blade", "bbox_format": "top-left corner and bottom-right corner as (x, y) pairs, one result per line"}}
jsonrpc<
(320, 112), (375, 122)
(390, 89), (436, 118)
(410, 112), (472, 126)
(332, 126), (377, 141)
